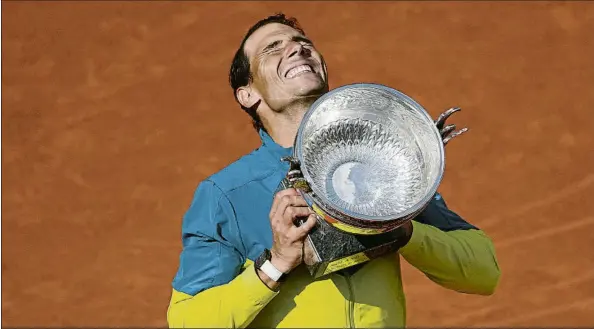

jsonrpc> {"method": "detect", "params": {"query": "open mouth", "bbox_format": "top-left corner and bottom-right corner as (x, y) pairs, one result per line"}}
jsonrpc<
(285, 64), (315, 79)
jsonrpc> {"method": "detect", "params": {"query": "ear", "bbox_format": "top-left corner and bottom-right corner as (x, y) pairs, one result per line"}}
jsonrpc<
(236, 85), (260, 109)
(322, 60), (329, 80)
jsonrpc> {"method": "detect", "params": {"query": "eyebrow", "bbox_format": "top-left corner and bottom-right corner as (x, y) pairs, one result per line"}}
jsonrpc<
(291, 35), (312, 44)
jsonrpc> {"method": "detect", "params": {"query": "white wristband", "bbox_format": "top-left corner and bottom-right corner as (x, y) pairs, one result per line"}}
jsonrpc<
(260, 260), (284, 282)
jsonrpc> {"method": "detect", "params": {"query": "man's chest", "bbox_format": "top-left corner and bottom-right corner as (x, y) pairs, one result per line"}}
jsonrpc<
(228, 172), (288, 261)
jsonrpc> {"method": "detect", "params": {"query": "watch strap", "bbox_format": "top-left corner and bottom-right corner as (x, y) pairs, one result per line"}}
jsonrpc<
(259, 260), (284, 282)
(255, 249), (287, 282)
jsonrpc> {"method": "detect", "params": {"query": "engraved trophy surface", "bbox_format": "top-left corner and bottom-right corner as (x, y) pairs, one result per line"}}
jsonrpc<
(282, 83), (447, 278)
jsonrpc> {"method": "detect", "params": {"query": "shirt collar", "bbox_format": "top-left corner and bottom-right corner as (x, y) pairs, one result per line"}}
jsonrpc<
(259, 129), (293, 164)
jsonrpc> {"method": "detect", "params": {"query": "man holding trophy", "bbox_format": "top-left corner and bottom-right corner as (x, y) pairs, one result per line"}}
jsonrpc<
(168, 13), (500, 328)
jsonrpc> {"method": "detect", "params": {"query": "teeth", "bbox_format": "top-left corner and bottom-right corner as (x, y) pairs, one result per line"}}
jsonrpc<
(286, 65), (313, 78)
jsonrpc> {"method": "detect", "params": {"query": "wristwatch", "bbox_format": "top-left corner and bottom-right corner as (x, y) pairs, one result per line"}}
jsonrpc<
(255, 249), (287, 282)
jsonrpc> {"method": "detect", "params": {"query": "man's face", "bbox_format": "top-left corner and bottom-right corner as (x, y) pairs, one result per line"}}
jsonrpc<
(243, 23), (328, 111)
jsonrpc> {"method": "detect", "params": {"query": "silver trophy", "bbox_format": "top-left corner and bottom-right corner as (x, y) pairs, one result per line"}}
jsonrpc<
(281, 83), (467, 278)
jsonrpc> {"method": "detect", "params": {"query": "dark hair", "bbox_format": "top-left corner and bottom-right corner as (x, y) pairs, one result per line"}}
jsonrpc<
(229, 13), (305, 132)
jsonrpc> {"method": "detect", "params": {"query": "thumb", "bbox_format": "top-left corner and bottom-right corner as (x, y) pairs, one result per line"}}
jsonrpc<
(297, 214), (317, 236)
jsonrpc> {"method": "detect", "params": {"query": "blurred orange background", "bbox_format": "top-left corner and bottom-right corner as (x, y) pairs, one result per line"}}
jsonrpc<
(2, 1), (593, 327)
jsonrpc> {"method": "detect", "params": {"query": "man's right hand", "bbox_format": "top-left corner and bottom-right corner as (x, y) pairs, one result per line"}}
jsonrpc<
(257, 188), (317, 289)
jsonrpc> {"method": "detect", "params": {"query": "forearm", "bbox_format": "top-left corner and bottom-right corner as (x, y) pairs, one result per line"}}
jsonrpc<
(168, 263), (278, 328)
(399, 221), (501, 295)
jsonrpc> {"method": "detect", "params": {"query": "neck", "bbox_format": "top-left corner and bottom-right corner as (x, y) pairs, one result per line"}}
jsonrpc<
(264, 102), (311, 148)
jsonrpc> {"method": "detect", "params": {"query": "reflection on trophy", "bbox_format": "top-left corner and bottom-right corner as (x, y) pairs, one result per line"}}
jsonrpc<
(280, 83), (466, 278)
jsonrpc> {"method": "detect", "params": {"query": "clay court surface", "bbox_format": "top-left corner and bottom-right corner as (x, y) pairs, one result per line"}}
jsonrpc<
(2, 1), (594, 327)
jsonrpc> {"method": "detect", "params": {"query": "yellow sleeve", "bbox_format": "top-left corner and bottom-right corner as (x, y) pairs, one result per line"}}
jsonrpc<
(167, 261), (278, 328)
(399, 220), (501, 295)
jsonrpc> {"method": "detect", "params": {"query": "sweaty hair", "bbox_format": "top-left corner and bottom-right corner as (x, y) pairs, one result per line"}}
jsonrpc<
(229, 13), (305, 132)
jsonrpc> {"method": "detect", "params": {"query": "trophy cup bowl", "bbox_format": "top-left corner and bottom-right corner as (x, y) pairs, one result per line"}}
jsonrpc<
(289, 83), (445, 235)
(281, 83), (446, 277)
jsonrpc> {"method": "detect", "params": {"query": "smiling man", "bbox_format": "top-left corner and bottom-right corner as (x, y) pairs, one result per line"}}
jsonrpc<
(231, 17), (328, 148)
(167, 13), (500, 328)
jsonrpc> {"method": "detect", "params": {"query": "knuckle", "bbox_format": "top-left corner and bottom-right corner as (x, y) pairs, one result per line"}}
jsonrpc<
(273, 191), (284, 201)
(275, 189), (291, 200)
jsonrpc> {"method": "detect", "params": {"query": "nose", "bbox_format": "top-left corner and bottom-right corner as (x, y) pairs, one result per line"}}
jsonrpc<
(285, 41), (310, 59)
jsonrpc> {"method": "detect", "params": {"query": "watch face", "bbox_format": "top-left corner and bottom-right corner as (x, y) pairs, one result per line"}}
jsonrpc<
(256, 249), (271, 268)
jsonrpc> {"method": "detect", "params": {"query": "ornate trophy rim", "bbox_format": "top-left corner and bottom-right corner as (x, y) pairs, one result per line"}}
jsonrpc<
(293, 83), (445, 225)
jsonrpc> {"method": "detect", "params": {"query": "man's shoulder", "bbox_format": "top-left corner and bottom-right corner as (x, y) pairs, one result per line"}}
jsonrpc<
(205, 147), (278, 194)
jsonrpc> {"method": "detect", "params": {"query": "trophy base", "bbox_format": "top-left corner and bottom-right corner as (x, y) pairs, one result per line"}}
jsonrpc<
(303, 217), (411, 278)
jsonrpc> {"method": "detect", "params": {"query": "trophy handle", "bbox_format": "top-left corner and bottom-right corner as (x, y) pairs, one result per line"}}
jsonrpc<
(281, 156), (312, 193)
(434, 107), (469, 146)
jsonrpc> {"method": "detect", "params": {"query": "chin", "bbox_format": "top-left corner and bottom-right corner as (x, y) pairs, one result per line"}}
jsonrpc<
(294, 79), (328, 97)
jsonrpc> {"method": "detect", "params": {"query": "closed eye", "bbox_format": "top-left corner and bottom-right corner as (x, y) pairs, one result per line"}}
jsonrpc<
(263, 40), (282, 53)
(262, 36), (313, 55)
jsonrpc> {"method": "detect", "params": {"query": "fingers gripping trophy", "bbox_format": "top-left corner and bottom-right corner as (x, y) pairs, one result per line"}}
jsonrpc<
(277, 83), (468, 278)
